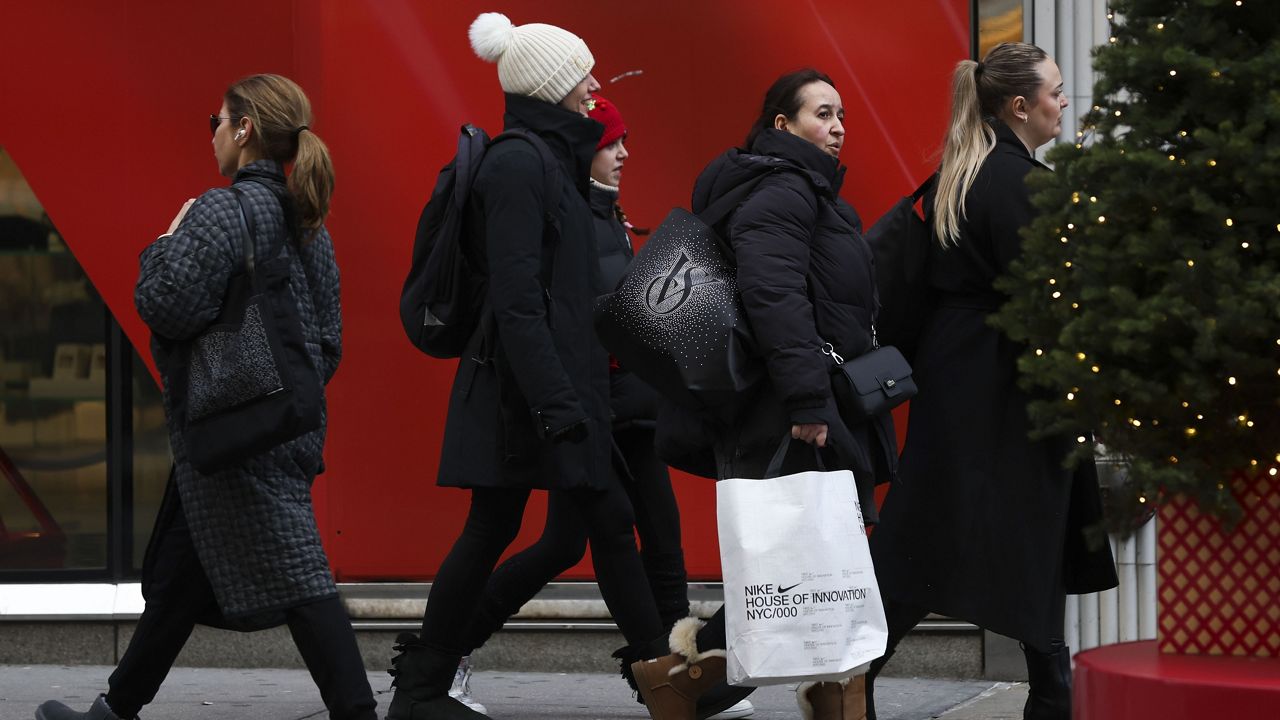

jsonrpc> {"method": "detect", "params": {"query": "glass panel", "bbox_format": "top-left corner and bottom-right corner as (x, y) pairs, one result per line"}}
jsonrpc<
(978, 0), (1024, 57)
(131, 347), (170, 571)
(0, 146), (108, 570)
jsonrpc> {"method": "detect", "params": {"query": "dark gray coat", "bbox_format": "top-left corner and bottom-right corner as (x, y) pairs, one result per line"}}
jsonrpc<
(135, 161), (341, 624)
(869, 121), (1118, 649)
(436, 94), (611, 491)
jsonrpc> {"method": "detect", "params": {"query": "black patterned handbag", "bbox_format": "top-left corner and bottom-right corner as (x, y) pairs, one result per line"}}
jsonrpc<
(594, 172), (774, 411)
(168, 185), (323, 474)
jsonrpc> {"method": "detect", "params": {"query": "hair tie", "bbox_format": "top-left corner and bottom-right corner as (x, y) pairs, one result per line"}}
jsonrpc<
(975, 61), (985, 76)
(293, 125), (309, 137)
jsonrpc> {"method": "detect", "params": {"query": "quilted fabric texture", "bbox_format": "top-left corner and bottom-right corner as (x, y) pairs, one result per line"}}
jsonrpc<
(136, 160), (343, 618)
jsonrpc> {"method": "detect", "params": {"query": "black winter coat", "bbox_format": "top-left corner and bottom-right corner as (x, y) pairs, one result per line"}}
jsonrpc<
(590, 182), (659, 429)
(437, 94), (611, 491)
(659, 129), (889, 520)
(869, 120), (1118, 649)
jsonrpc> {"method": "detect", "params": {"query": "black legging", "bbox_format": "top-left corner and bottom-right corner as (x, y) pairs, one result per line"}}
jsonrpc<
(106, 493), (375, 720)
(618, 428), (690, 629)
(459, 429), (689, 653)
(424, 482), (664, 655)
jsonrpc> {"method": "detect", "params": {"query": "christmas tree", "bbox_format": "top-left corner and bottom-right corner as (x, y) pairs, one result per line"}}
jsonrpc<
(992, 0), (1280, 523)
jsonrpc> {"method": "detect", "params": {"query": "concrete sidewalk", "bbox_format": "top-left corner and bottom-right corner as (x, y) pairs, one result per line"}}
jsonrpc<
(0, 665), (1029, 720)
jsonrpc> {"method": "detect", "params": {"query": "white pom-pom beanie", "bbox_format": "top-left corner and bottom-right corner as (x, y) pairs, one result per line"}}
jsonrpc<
(469, 12), (595, 104)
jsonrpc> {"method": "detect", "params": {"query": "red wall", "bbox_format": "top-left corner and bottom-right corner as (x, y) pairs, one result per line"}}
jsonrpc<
(0, 1), (967, 580)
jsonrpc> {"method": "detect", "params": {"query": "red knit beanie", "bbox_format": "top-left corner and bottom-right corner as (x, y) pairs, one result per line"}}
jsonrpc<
(587, 94), (627, 150)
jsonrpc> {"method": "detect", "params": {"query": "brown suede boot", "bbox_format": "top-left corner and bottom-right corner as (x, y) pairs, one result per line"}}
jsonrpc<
(630, 617), (728, 720)
(796, 675), (867, 720)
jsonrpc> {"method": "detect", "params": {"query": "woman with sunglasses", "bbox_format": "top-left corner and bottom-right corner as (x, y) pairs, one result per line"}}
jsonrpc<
(35, 74), (375, 720)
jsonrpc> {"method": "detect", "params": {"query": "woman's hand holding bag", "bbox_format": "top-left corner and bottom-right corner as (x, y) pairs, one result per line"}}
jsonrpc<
(716, 436), (888, 686)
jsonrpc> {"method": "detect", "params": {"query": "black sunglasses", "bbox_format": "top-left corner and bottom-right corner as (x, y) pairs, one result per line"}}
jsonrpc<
(209, 114), (242, 136)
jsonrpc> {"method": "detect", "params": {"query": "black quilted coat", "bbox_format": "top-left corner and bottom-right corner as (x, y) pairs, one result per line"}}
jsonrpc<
(436, 94), (611, 491)
(135, 161), (342, 625)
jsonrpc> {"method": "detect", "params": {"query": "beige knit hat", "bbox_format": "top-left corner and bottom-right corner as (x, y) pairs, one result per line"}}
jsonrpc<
(469, 12), (595, 104)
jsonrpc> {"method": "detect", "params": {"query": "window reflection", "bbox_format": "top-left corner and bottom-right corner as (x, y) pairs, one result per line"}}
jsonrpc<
(978, 0), (1024, 57)
(131, 349), (170, 571)
(0, 146), (107, 570)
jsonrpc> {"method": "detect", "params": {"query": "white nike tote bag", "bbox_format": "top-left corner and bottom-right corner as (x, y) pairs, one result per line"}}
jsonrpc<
(717, 438), (888, 686)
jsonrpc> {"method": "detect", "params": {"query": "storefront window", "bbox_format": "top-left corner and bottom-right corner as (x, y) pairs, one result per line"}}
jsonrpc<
(0, 146), (167, 576)
(977, 0), (1024, 57)
(131, 350), (169, 570)
(0, 147), (108, 571)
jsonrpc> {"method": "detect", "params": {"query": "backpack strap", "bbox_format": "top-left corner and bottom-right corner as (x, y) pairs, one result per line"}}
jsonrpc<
(454, 124), (489, 212)
(469, 128), (565, 361)
(489, 129), (565, 233)
(487, 128), (564, 288)
(911, 172), (938, 203)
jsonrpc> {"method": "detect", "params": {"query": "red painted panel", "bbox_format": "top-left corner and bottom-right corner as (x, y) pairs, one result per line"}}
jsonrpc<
(0, 1), (967, 581)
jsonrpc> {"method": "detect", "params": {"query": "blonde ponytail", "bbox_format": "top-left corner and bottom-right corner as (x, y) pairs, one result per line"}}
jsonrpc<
(934, 60), (995, 246)
(933, 42), (1049, 246)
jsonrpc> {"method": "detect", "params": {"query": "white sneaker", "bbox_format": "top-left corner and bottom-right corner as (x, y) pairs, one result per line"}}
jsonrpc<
(448, 655), (488, 714)
(707, 698), (755, 719)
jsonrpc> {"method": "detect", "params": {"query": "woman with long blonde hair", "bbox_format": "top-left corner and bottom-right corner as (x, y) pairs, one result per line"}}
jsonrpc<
(866, 43), (1118, 720)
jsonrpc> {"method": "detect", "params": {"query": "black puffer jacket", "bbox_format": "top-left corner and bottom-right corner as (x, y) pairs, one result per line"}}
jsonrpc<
(660, 129), (890, 519)
(590, 181), (659, 429)
(437, 94), (610, 491)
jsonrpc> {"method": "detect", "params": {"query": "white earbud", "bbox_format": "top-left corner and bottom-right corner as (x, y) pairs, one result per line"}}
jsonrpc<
(234, 129), (245, 141)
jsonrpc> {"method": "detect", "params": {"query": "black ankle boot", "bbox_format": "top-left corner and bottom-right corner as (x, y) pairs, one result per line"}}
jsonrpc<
(387, 633), (489, 719)
(1022, 641), (1072, 720)
(865, 644), (894, 720)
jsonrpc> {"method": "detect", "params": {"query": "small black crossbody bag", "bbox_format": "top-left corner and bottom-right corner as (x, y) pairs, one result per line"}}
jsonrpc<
(824, 325), (917, 420)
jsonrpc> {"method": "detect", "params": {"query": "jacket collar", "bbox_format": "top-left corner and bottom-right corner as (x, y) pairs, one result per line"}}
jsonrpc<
(232, 159), (297, 240)
(748, 128), (845, 197)
(589, 182), (618, 217)
(989, 118), (1050, 170)
(503, 93), (603, 198)
(233, 159), (286, 186)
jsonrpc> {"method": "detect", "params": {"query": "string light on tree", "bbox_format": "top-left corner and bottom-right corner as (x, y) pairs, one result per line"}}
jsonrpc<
(989, 0), (1279, 522)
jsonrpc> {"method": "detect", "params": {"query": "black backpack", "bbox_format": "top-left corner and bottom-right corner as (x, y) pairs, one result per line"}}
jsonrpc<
(400, 124), (561, 358)
(864, 173), (937, 363)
